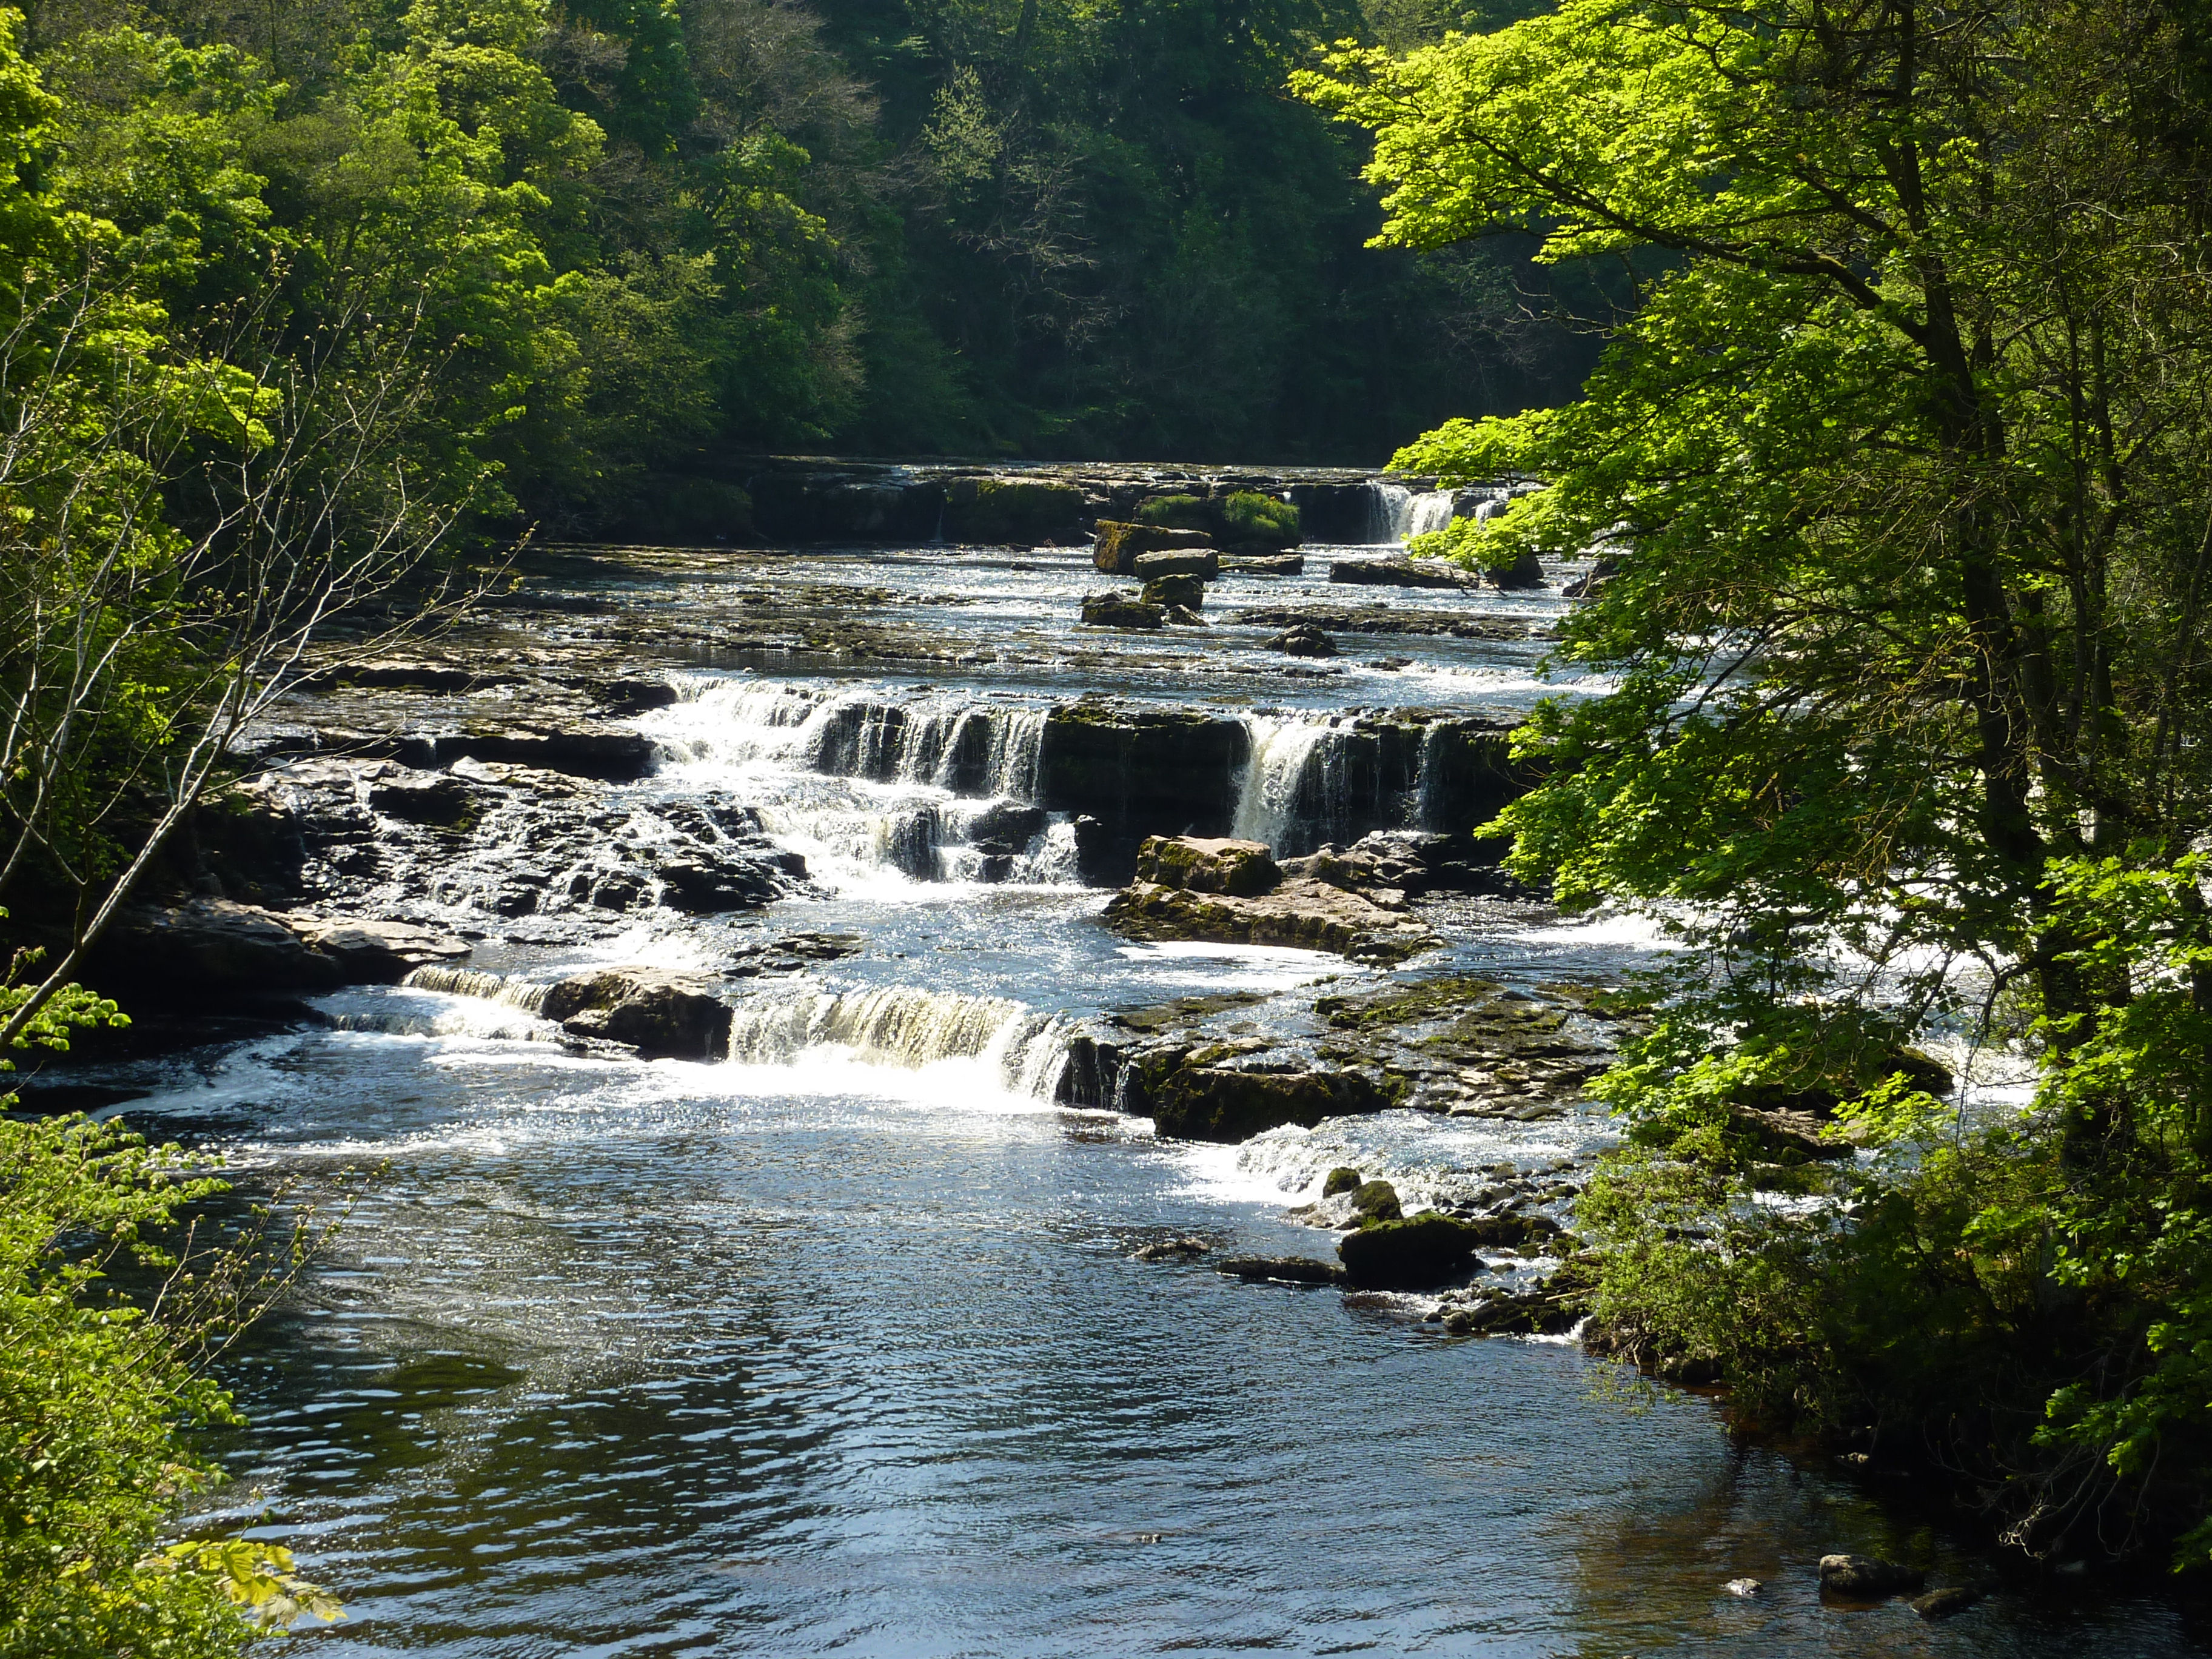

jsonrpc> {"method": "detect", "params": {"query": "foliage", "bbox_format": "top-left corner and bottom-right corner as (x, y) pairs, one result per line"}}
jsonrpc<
(1135, 494), (1208, 531)
(0, 1104), (341, 1656)
(1301, 0), (2212, 1564)
(1221, 490), (1299, 540)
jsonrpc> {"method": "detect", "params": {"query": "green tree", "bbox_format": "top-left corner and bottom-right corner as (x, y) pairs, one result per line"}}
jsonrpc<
(1301, 0), (2212, 1563)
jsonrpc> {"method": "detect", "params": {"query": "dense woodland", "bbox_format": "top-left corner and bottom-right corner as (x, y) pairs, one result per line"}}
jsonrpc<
(7, 0), (1590, 543)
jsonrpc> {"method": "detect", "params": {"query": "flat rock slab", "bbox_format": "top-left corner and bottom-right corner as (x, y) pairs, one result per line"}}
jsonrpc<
(280, 916), (472, 982)
(1329, 557), (1482, 591)
(1101, 876), (1441, 964)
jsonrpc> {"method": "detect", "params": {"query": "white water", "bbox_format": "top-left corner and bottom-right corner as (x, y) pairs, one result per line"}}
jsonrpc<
(725, 983), (1071, 1098)
(1231, 714), (1334, 848)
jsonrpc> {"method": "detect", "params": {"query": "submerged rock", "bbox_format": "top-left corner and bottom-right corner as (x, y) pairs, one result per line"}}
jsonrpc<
(1911, 1586), (1984, 1620)
(1818, 1555), (1925, 1597)
(1216, 1255), (1349, 1286)
(1133, 1236), (1212, 1261)
(539, 968), (733, 1059)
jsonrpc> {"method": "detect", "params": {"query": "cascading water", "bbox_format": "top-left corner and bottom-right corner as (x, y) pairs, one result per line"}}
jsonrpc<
(1404, 491), (1458, 539)
(399, 966), (553, 1011)
(726, 984), (1071, 1097)
(1363, 482), (1413, 543)
(642, 678), (1066, 890)
(1232, 716), (1334, 851)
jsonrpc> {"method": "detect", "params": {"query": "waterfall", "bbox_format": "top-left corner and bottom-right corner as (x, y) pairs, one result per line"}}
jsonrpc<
(1364, 483), (1413, 544)
(726, 985), (1071, 1097)
(400, 966), (554, 1011)
(1405, 491), (1458, 539)
(1232, 715), (1333, 851)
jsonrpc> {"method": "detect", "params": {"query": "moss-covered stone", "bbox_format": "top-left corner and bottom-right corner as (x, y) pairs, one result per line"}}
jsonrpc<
(1322, 1165), (1363, 1197)
(943, 477), (1086, 544)
(1219, 490), (1301, 548)
(1141, 572), (1205, 609)
(1350, 1179), (1402, 1221)
(1092, 520), (1213, 574)
(1135, 835), (1281, 897)
(1337, 1213), (1485, 1289)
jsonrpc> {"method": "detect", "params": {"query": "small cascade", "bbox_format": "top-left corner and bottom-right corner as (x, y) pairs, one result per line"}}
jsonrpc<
(726, 985), (1071, 1097)
(1363, 483), (1413, 544)
(1233, 716), (1333, 850)
(400, 966), (553, 1012)
(1404, 491), (1458, 539)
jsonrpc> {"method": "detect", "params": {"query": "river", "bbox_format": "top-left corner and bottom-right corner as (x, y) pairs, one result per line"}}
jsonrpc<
(61, 480), (2210, 1655)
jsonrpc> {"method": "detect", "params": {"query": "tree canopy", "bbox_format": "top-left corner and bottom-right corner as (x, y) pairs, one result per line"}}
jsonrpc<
(1301, 0), (2212, 1564)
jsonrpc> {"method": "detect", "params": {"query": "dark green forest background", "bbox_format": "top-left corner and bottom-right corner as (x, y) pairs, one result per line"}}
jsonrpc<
(21, 0), (1586, 541)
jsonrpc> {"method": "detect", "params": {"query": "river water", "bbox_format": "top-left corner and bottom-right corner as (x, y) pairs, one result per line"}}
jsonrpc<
(75, 516), (2208, 1655)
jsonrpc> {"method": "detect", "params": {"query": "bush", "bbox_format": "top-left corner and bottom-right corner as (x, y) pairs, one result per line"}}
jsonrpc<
(1221, 491), (1301, 543)
(1135, 494), (1210, 531)
(0, 1107), (341, 1655)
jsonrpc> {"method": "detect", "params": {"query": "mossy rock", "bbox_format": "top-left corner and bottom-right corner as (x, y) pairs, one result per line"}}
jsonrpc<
(1220, 490), (1301, 549)
(1136, 493), (1211, 531)
(1322, 1165), (1363, 1197)
(1351, 1178), (1402, 1222)
(1337, 1213), (1484, 1290)
(1093, 520), (1213, 573)
(1134, 835), (1280, 896)
(1141, 572), (1205, 610)
(1150, 1067), (1393, 1142)
(944, 477), (1085, 544)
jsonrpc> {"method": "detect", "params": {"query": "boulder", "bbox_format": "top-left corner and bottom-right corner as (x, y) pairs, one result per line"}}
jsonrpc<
(1486, 551), (1546, 591)
(1134, 835), (1280, 897)
(1322, 1166), (1363, 1198)
(1133, 1236), (1212, 1261)
(1093, 520), (1213, 574)
(1150, 1066), (1393, 1142)
(538, 967), (733, 1059)
(1269, 625), (1337, 658)
(941, 477), (1087, 545)
(280, 917), (471, 983)
(1818, 1555), (1925, 1598)
(1329, 557), (1481, 591)
(1350, 1179), (1402, 1222)
(1338, 1213), (1490, 1290)
(1131, 548), (1221, 581)
(1081, 592), (1165, 630)
(95, 899), (344, 999)
(966, 800), (1049, 846)
(1140, 572), (1205, 610)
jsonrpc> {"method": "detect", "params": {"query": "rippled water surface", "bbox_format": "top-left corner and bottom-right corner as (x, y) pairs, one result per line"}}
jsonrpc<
(86, 528), (2211, 1655)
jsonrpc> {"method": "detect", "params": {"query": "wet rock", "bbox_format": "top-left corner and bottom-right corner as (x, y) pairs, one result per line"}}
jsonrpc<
(1337, 1213), (1489, 1290)
(1329, 557), (1481, 591)
(1220, 553), (1303, 576)
(332, 658), (492, 693)
(1081, 592), (1165, 630)
(1135, 836), (1279, 897)
(1312, 974), (1625, 1118)
(93, 899), (344, 1000)
(1131, 549), (1221, 581)
(1911, 1586), (1983, 1620)
(595, 677), (680, 716)
(1092, 520), (1213, 575)
(1103, 840), (1442, 964)
(1486, 551), (1546, 591)
(1322, 1166), (1363, 1198)
(1150, 1066), (1393, 1142)
(967, 800), (1049, 847)
(1038, 703), (1250, 879)
(1216, 1255), (1349, 1286)
(280, 917), (472, 983)
(538, 968), (733, 1059)
(427, 726), (656, 781)
(1133, 1236), (1211, 1261)
(654, 846), (789, 913)
(1818, 1555), (1925, 1597)
(1722, 1579), (1763, 1598)
(366, 769), (474, 825)
(769, 931), (865, 960)
(1239, 604), (1532, 643)
(1269, 625), (1337, 658)
(1139, 573), (1205, 610)
(1350, 1179), (1402, 1222)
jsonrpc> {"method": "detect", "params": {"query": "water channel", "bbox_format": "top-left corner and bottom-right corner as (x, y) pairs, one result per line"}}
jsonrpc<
(60, 484), (2210, 1655)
